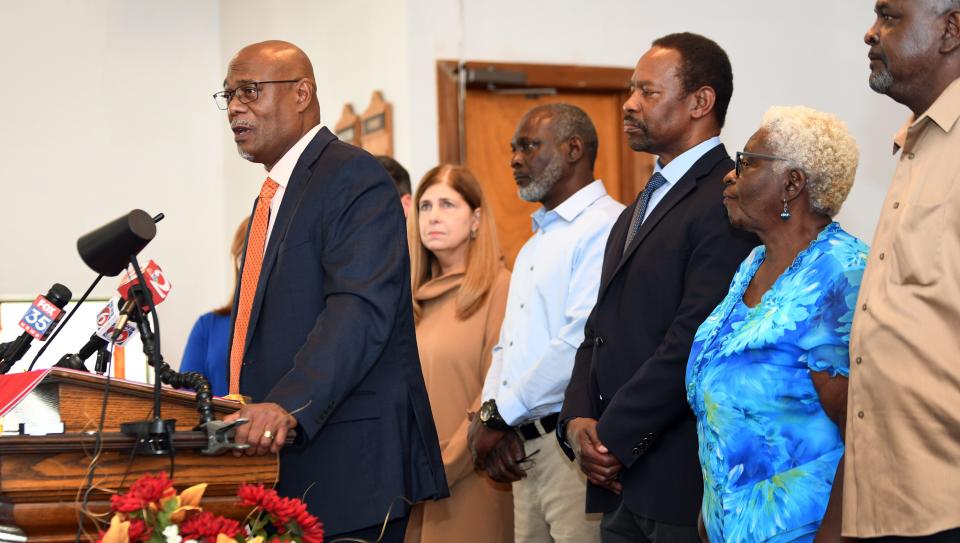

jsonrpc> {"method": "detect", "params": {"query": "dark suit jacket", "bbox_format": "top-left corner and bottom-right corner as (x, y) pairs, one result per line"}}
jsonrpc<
(228, 127), (448, 535)
(559, 144), (758, 525)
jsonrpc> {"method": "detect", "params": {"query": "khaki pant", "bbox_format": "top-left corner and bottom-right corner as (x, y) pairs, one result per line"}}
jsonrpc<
(513, 431), (601, 543)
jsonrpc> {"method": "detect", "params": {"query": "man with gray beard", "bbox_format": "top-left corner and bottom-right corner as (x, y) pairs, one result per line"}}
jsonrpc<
(843, 1), (960, 540)
(467, 103), (623, 543)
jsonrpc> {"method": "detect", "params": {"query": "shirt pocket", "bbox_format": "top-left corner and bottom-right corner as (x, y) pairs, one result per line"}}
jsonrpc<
(890, 202), (943, 286)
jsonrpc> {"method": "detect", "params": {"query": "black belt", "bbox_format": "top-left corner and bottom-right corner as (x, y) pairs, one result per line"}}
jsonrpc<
(516, 413), (559, 441)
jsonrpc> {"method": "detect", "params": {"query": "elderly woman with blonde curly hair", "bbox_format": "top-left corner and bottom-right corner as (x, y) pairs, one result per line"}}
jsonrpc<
(685, 106), (867, 542)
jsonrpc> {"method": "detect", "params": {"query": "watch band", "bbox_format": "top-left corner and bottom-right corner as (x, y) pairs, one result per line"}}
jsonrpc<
(480, 399), (511, 431)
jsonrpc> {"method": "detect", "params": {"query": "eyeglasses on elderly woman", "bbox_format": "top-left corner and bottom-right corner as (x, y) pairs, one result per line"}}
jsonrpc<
(735, 150), (788, 177)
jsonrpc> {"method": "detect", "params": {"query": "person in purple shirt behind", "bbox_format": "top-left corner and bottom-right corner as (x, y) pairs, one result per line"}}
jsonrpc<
(180, 218), (248, 397)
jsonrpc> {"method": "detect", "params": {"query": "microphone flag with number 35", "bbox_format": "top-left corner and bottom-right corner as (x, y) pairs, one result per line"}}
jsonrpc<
(18, 295), (65, 341)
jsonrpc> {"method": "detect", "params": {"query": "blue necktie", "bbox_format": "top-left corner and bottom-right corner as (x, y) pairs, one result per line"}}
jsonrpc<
(623, 172), (668, 252)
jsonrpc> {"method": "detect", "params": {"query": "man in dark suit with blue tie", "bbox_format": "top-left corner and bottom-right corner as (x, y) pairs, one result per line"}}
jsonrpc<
(216, 41), (447, 542)
(559, 33), (758, 543)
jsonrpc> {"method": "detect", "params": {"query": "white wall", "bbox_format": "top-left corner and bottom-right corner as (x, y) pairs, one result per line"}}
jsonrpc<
(0, 1), (226, 369)
(1, 0), (907, 371)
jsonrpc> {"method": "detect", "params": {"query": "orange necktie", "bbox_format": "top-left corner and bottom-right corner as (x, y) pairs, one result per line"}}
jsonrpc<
(229, 177), (279, 395)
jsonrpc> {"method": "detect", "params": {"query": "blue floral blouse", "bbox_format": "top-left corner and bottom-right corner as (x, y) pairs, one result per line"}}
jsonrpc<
(685, 222), (867, 543)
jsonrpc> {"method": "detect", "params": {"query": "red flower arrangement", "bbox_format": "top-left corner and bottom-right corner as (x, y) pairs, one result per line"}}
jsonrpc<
(238, 485), (324, 542)
(178, 512), (242, 543)
(109, 472), (177, 513)
(97, 473), (323, 543)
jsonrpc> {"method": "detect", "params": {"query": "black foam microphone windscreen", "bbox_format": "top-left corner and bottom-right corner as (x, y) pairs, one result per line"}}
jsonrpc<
(77, 210), (156, 276)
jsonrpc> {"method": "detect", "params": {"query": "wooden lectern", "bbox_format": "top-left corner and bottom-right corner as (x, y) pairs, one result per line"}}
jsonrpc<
(0, 369), (278, 542)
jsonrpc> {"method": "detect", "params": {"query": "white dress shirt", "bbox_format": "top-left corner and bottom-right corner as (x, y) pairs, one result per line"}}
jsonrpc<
(262, 123), (323, 249)
(481, 180), (624, 425)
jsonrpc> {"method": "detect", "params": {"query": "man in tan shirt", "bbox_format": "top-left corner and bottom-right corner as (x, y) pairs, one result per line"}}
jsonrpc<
(844, 1), (960, 540)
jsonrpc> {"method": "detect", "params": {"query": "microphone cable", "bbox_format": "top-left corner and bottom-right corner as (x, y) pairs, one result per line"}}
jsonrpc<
(74, 339), (116, 543)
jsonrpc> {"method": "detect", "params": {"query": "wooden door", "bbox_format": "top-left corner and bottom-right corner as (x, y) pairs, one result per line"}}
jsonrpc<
(437, 61), (654, 268)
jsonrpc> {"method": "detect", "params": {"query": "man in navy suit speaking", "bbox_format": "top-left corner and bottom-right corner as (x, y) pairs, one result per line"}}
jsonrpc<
(216, 41), (447, 542)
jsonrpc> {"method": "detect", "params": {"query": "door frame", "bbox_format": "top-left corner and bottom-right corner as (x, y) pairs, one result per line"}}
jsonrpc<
(435, 60), (652, 202)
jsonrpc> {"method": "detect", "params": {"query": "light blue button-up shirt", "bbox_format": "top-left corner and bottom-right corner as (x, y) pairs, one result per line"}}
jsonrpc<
(481, 180), (624, 425)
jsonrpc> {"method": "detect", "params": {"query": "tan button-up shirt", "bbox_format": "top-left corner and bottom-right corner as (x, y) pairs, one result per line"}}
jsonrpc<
(844, 77), (960, 538)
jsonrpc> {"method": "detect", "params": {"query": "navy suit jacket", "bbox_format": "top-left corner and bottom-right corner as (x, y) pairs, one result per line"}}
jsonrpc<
(228, 127), (448, 535)
(559, 144), (758, 525)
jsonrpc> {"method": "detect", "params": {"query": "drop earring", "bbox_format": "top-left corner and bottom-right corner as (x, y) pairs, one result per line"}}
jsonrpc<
(780, 199), (791, 221)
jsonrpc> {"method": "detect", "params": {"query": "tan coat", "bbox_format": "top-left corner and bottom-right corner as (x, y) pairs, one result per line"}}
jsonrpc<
(845, 77), (960, 537)
(405, 266), (514, 543)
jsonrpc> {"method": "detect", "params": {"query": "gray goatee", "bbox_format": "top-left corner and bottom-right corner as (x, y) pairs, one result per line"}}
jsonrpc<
(519, 154), (565, 203)
(869, 67), (894, 94)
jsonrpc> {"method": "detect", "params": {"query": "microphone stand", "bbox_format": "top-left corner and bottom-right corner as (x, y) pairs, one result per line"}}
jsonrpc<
(119, 256), (216, 456)
(119, 256), (175, 455)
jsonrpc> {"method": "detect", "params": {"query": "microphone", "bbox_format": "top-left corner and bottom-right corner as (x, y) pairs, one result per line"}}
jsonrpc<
(77, 210), (156, 276)
(56, 262), (171, 373)
(39, 213), (163, 373)
(55, 297), (139, 372)
(117, 260), (172, 312)
(113, 260), (171, 342)
(0, 284), (73, 374)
